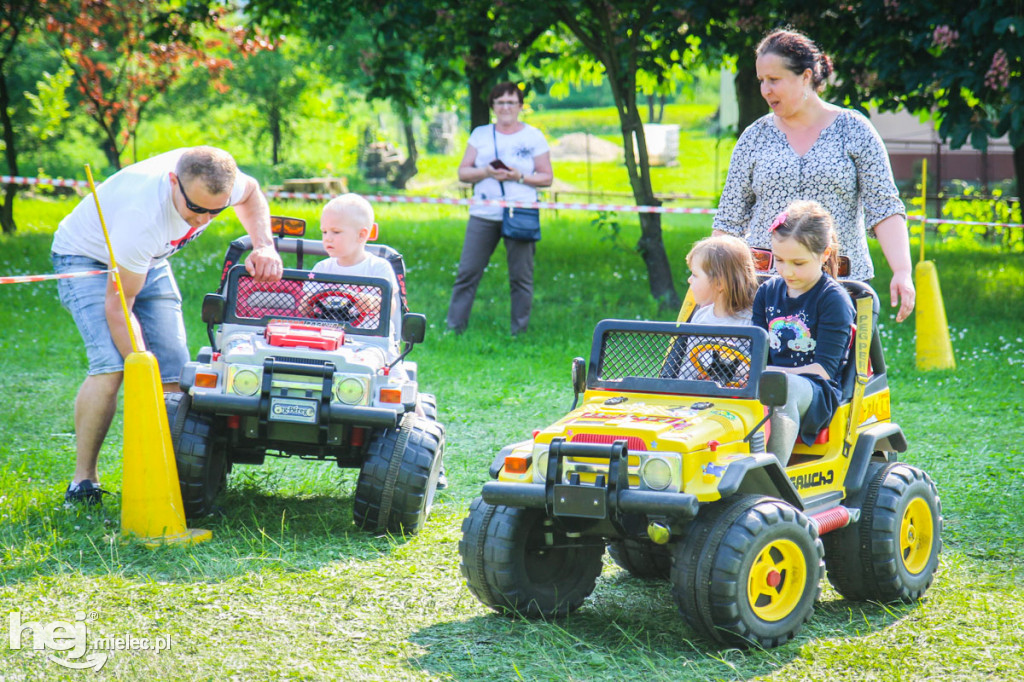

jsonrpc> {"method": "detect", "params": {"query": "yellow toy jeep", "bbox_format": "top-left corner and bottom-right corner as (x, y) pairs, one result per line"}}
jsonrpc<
(458, 281), (941, 648)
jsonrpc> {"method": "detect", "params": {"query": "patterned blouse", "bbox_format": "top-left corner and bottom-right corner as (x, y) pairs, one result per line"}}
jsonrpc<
(712, 109), (905, 281)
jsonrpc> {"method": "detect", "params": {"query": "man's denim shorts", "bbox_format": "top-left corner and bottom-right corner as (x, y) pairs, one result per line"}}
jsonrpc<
(52, 254), (189, 383)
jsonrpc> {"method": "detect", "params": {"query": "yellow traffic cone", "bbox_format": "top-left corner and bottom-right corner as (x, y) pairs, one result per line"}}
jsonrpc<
(914, 260), (956, 371)
(120, 351), (211, 547)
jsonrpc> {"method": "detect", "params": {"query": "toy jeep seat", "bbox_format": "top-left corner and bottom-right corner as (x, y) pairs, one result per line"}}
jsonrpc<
(366, 244), (409, 315)
(218, 236), (409, 315)
(234, 279), (302, 319)
(837, 280), (885, 402)
(791, 279), (887, 451)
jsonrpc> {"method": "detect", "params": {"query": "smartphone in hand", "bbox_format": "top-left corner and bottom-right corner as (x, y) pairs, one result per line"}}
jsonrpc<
(489, 159), (511, 170)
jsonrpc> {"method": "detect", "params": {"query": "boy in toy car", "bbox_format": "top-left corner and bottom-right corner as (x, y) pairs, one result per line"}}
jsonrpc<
(301, 194), (401, 349)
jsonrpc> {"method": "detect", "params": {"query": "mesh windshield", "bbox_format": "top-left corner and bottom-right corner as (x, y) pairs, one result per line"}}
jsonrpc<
(232, 275), (386, 333)
(598, 329), (754, 389)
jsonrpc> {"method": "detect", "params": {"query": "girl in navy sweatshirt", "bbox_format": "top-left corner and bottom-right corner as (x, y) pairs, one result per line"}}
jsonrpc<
(753, 200), (855, 466)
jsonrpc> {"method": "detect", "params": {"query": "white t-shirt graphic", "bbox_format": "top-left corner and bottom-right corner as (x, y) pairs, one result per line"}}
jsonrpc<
(467, 123), (549, 221)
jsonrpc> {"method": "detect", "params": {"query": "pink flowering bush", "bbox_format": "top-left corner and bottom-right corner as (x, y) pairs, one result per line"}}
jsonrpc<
(932, 25), (959, 49)
(985, 49), (1010, 90)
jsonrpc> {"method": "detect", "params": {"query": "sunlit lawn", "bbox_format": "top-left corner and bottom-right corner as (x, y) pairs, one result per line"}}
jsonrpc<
(0, 191), (1021, 679)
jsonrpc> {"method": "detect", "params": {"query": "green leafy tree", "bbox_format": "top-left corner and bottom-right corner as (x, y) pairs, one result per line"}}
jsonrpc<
(44, 0), (269, 169)
(0, 0), (59, 234)
(247, 0), (557, 187)
(688, 2), (1024, 199)
(25, 62), (73, 142)
(823, 1), (1024, 199)
(367, 1), (556, 186)
(223, 39), (310, 166)
(683, 2), (848, 137)
(551, 1), (700, 310)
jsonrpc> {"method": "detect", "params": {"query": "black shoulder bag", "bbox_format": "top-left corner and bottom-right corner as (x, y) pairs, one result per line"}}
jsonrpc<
(493, 124), (541, 242)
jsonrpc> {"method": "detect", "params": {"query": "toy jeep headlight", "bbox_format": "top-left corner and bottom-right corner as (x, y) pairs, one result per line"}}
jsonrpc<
(227, 365), (262, 396)
(334, 376), (368, 405)
(532, 444), (549, 482)
(641, 456), (673, 490)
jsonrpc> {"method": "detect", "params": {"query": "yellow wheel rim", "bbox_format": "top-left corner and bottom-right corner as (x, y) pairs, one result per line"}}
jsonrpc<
(747, 538), (807, 622)
(900, 497), (934, 574)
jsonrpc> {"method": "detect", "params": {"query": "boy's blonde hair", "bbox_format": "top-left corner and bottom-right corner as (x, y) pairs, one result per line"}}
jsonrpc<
(322, 193), (374, 231)
(686, 235), (757, 315)
(769, 200), (840, 277)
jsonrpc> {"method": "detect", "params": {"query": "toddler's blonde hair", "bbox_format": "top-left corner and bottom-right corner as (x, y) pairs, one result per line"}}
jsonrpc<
(686, 235), (757, 316)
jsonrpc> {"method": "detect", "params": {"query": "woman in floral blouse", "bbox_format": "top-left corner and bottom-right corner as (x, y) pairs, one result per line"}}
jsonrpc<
(712, 28), (916, 322)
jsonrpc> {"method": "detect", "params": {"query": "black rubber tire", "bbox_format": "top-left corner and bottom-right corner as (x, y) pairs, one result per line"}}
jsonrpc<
(824, 462), (942, 602)
(671, 495), (824, 648)
(417, 394), (447, 488)
(165, 392), (227, 520)
(353, 414), (444, 535)
(419, 393), (438, 421)
(608, 537), (672, 580)
(458, 497), (604, 618)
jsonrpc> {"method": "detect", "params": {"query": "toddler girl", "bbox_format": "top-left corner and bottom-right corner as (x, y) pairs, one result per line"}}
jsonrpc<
(664, 236), (757, 384)
(686, 234), (758, 325)
(753, 200), (855, 466)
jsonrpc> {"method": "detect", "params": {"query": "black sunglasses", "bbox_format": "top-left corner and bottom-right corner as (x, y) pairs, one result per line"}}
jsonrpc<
(178, 180), (229, 215)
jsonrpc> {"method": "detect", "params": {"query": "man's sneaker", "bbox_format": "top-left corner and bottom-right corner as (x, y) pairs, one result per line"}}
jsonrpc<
(436, 466), (449, 491)
(64, 480), (109, 507)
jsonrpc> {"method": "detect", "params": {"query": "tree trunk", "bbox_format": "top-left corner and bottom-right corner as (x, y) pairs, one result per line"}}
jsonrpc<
(735, 58), (763, 137)
(390, 116), (419, 190)
(608, 76), (680, 310)
(0, 185), (15, 235)
(0, 71), (19, 234)
(271, 108), (281, 166)
(102, 134), (122, 170)
(467, 41), (493, 131)
(1014, 143), (1024, 207)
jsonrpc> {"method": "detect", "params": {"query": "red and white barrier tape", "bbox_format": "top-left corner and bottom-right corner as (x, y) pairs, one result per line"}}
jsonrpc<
(4, 173), (1022, 227)
(905, 213), (1024, 230)
(260, 190), (721, 215)
(0, 175), (88, 189)
(0, 269), (110, 285)
(0, 174), (713, 214)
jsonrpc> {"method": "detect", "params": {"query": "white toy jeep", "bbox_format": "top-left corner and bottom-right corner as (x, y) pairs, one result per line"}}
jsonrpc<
(166, 217), (444, 535)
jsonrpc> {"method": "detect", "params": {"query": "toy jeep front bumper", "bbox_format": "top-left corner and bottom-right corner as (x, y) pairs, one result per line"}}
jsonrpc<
(183, 357), (401, 430)
(482, 439), (699, 521)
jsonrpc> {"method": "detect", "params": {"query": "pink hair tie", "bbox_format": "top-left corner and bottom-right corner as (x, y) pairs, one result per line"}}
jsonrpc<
(769, 212), (788, 232)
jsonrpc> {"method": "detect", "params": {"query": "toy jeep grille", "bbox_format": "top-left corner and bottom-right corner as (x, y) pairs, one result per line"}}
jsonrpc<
(599, 331), (752, 386)
(224, 267), (392, 337)
(589, 320), (769, 399)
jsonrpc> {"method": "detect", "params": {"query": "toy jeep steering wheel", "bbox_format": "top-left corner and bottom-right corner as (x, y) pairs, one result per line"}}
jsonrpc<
(308, 290), (368, 326)
(688, 343), (751, 387)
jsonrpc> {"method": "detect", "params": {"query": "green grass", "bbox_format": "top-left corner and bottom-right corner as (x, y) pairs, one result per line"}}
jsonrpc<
(1, 197), (1022, 680)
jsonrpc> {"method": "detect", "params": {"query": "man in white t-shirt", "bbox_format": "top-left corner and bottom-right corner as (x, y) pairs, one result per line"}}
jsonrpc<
(51, 146), (282, 506)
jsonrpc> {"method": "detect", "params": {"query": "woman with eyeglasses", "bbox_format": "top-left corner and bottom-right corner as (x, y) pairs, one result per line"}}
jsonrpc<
(50, 146), (282, 507)
(712, 28), (915, 323)
(446, 81), (554, 336)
